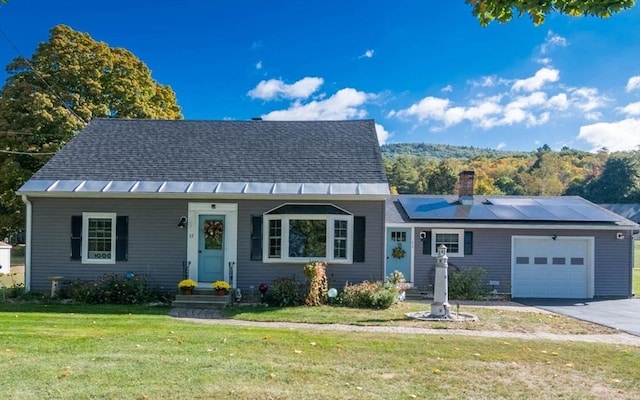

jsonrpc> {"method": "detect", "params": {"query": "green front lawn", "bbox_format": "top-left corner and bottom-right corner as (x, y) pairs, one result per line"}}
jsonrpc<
(223, 301), (614, 334)
(0, 303), (638, 399)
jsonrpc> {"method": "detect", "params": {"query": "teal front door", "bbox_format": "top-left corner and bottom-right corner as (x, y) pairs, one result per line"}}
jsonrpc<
(198, 215), (225, 283)
(386, 228), (412, 282)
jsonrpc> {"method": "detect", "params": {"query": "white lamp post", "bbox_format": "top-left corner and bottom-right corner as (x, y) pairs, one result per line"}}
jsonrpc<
(430, 244), (451, 318)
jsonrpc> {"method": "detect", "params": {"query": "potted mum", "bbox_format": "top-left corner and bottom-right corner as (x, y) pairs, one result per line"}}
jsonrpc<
(212, 280), (231, 296)
(178, 278), (197, 295)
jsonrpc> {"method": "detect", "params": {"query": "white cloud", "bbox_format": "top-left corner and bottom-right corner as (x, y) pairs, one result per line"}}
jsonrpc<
(261, 88), (371, 120)
(548, 93), (569, 110)
(441, 85), (453, 93)
(497, 142), (507, 150)
(390, 90), (560, 130)
(584, 112), (603, 121)
(620, 101), (640, 116)
(511, 67), (559, 92)
(359, 49), (375, 59)
(469, 76), (497, 87)
(388, 96), (451, 122)
(541, 31), (568, 54)
(463, 99), (502, 126)
(626, 76), (640, 92)
(375, 123), (390, 144)
(535, 57), (552, 65)
(250, 40), (263, 50)
(256, 61), (263, 70)
(508, 92), (548, 110)
(569, 87), (609, 113)
(248, 77), (324, 100)
(577, 118), (640, 152)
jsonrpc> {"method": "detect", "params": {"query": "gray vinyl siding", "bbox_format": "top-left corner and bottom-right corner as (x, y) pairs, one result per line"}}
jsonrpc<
(29, 198), (189, 292)
(28, 197), (385, 292)
(593, 232), (634, 297)
(410, 227), (633, 297)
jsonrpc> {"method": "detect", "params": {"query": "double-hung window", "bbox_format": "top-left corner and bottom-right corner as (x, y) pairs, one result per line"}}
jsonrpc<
(431, 229), (464, 257)
(263, 204), (354, 263)
(81, 212), (117, 264)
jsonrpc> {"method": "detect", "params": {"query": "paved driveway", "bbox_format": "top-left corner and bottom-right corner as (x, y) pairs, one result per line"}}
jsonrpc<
(516, 298), (640, 336)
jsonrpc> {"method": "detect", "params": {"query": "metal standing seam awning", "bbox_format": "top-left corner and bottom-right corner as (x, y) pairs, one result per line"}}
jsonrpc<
(17, 179), (391, 196)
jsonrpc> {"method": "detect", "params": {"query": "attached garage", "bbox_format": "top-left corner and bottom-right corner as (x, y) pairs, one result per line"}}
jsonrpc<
(387, 174), (638, 299)
(511, 236), (594, 298)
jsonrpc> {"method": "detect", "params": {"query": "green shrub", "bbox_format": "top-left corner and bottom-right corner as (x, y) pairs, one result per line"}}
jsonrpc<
(341, 281), (397, 309)
(62, 273), (170, 304)
(263, 277), (303, 307)
(7, 282), (25, 298)
(448, 266), (488, 300)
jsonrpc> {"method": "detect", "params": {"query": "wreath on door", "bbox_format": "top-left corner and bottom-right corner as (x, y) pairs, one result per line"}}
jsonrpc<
(203, 220), (223, 249)
(392, 244), (406, 259)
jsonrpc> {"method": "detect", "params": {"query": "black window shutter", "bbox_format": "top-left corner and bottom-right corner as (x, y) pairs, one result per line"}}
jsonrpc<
(250, 216), (263, 261)
(71, 216), (82, 260)
(116, 216), (129, 261)
(353, 216), (366, 262)
(464, 231), (473, 255)
(422, 231), (432, 255)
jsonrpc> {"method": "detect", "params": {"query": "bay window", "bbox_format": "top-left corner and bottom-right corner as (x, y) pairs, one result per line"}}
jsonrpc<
(263, 204), (354, 263)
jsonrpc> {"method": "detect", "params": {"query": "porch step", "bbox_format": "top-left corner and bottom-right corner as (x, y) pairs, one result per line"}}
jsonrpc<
(171, 292), (232, 309)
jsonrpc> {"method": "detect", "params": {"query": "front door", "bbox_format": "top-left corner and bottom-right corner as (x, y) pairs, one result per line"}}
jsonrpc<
(386, 227), (412, 282)
(198, 215), (225, 283)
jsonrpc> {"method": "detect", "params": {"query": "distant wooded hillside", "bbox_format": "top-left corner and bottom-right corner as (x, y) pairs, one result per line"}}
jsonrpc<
(381, 143), (640, 204)
(381, 143), (528, 160)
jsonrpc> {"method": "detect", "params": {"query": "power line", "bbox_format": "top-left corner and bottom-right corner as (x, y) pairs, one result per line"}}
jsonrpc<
(0, 149), (57, 156)
(0, 130), (36, 136)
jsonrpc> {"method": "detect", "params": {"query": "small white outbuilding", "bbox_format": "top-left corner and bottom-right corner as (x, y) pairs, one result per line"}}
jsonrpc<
(0, 241), (11, 275)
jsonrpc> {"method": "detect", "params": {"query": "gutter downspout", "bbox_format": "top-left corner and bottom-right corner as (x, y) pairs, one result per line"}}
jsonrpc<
(21, 195), (31, 292)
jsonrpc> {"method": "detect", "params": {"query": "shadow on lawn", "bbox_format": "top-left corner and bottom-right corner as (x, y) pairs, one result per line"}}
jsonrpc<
(0, 301), (172, 316)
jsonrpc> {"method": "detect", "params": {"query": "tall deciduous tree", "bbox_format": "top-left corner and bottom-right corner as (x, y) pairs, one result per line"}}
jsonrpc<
(0, 25), (182, 238)
(582, 154), (640, 203)
(427, 160), (458, 195)
(466, 0), (636, 26)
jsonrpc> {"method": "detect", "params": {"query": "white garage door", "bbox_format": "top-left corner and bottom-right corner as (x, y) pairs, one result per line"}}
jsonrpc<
(512, 236), (593, 298)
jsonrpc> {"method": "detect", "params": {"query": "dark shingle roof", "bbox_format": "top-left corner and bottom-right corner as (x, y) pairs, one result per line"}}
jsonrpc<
(31, 118), (388, 185)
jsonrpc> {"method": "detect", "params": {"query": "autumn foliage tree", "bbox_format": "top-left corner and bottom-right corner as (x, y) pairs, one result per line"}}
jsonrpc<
(0, 25), (182, 238)
(466, 0), (636, 26)
(382, 144), (640, 203)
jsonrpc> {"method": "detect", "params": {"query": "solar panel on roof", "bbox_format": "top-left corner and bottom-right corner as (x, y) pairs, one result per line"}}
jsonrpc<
(397, 195), (631, 224)
(398, 197), (457, 219)
(513, 205), (556, 220)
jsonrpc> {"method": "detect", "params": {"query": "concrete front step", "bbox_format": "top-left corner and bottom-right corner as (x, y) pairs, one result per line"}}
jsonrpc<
(171, 293), (232, 309)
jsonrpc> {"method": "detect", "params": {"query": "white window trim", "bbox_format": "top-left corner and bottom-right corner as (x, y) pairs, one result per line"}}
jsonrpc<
(81, 212), (117, 264)
(263, 214), (354, 264)
(431, 229), (464, 257)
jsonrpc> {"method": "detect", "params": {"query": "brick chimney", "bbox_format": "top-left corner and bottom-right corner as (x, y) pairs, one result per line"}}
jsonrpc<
(458, 170), (475, 205)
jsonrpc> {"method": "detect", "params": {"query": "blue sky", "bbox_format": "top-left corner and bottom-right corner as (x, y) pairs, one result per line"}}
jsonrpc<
(0, 0), (638, 152)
